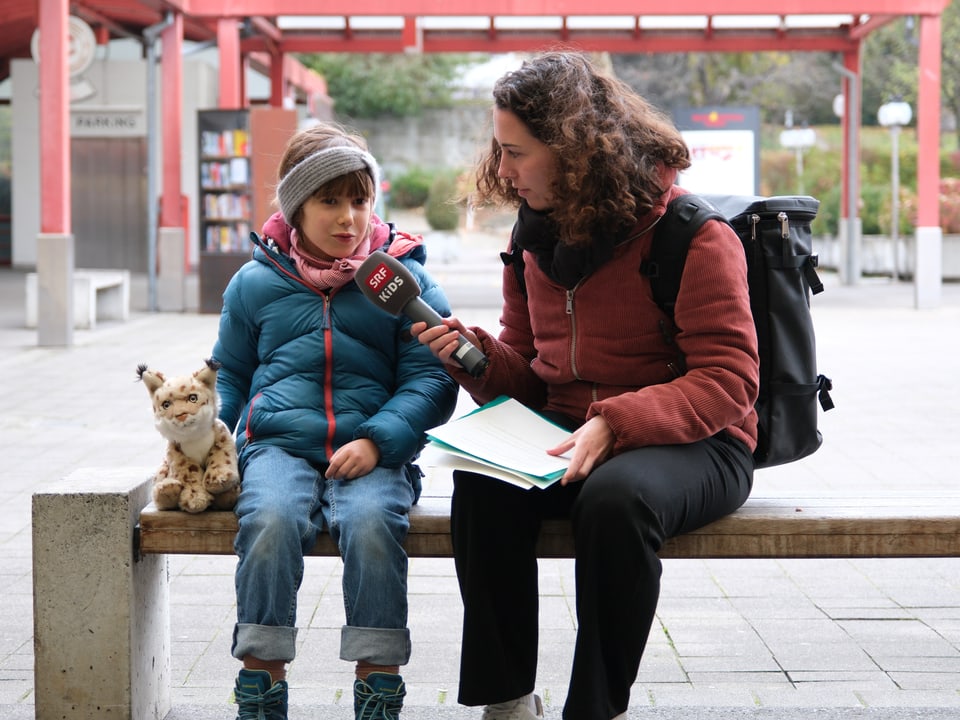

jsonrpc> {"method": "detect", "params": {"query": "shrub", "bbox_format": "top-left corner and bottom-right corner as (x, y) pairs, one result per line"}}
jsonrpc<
(389, 167), (433, 209)
(859, 184), (888, 235)
(813, 185), (840, 237)
(939, 178), (960, 233)
(425, 170), (462, 231)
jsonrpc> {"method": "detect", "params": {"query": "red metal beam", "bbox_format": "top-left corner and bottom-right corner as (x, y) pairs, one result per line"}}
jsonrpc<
(848, 13), (898, 40)
(181, 0), (948, 17)
(71, 3), (142, 40)
(247, 14), (281, 55)
(248, 15), (282, 43)
(70, 0), (214, 42)
(243, 29), (858, 55)
(281, 54), (328, 97)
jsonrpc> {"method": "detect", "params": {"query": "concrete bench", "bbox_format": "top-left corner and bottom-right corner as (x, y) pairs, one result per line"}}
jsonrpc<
(32, 466), (960, 720)
(25, 268), (130, 330)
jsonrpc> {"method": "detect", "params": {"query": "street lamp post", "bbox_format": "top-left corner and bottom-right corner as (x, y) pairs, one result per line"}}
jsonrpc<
(779, 125), (816, 195)
(877, 99), (913, 281)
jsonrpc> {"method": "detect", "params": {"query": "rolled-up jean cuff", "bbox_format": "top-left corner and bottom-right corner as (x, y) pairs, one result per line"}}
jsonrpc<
(232, 623), (298, 663)
(339, 626), (412, 665)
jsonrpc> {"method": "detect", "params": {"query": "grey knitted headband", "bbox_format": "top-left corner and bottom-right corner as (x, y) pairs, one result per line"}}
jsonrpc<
(276, 145), (380, 225)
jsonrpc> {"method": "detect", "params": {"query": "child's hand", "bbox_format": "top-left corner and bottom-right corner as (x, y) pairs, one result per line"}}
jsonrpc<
(326, 438), (380, 480)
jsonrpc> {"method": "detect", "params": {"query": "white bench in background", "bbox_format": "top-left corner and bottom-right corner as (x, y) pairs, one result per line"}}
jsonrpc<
(25, 268), (130, 330)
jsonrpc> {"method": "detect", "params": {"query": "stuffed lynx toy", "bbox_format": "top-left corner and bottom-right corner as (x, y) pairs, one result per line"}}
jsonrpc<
(137, 358), (240, 513)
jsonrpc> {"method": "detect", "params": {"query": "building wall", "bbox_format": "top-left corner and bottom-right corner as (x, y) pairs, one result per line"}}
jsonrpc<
(10, 56), (218, 269)
(9, 51), (486, 271)
(348, 104), (491, 179)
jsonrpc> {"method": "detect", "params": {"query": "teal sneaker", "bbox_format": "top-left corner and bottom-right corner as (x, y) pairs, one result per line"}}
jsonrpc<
(354, 672), (406, 720)
(233, 668), (288, 720)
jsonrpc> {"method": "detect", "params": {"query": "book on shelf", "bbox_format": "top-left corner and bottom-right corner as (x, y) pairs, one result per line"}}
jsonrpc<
(203, 192), (250, 219)
(200, 130), (222, 157)
(424, 396), (571, 490)
(204, 223), (251, 253)
(200, 128), (250, 157)
(229, 156), (249, 185)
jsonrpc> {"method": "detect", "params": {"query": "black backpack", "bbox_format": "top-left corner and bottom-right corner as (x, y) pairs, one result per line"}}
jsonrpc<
(502, 193), (835, 470)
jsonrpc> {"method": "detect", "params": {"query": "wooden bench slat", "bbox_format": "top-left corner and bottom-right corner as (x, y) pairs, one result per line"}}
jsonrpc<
(137, 495), (960, 560)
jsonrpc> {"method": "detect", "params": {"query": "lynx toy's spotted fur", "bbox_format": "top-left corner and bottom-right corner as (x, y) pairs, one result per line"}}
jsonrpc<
(137, 358), (239, 513)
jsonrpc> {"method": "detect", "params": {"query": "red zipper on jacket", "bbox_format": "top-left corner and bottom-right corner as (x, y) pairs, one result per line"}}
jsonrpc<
(258, 245), (339, 461)
(566, 288), (582, 382)
(320, 292), (337, 460)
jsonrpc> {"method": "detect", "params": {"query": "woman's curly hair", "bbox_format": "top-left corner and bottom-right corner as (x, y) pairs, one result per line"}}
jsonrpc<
(474, 51), (691, 247)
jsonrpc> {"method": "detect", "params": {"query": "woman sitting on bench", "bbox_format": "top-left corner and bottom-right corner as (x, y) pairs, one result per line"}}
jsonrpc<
(413, 51), (760, 720)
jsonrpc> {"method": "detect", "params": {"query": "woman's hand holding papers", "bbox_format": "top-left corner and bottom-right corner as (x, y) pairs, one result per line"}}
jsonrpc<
(547, 415), (615, 485)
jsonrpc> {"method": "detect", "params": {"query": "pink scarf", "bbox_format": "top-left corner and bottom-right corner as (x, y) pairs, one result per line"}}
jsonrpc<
(260, 211), (421, 291)
(288, 229), (371, 291)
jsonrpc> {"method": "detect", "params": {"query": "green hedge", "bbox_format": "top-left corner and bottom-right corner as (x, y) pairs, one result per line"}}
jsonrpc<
(389, 167), (433, 209)
(760, 125), (960, 235)
(424, 170), (462, 231)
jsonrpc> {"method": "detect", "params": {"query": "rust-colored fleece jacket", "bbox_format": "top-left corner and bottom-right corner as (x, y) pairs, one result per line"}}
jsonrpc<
(451, 183), (760, 456)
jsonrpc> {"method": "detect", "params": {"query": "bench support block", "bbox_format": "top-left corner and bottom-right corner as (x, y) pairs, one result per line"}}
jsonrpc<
(32, 468), (170, 720)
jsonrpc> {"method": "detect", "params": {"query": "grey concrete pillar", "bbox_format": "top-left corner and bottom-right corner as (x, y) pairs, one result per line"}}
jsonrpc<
(914, 225), (943, 309)
(157, 227), (186, 312)
(36, 232), (74, 347)
(32, 467), (171, 720)
(837, 216), (863, 286)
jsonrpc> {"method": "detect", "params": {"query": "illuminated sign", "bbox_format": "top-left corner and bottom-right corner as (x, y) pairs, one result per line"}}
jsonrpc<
(673, 106), (760, 196)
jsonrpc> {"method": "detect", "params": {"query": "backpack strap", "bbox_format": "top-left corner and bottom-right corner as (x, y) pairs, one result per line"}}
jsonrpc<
(640, 194), (729, 374)
(641, 193), (729, 317)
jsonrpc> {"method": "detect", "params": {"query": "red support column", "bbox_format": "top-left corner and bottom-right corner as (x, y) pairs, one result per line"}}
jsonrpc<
(835, 48), (862, 285)
(913, 12), (943, 308)
(402, 16), (422, 52)
(161, 14), (184, 231)
(38, 0), (70, 234)
(837, 50), (860, 223)
(838, 83), (849, 220)
(915, 14), (942, 230)
(241, 55), (250, 107)
(270, 51), (285, 107)
(218, 19), (242, 108)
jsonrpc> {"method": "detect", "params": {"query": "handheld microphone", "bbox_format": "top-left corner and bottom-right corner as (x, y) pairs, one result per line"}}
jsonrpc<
(356, 251), (490, 378)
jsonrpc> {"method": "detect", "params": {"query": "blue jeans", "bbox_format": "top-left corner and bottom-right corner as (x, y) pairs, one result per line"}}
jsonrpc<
(232, 444), (415, 666)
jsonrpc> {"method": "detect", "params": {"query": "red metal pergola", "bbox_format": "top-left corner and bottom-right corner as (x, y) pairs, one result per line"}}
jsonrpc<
(31, 0), (950, 308)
